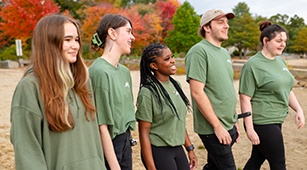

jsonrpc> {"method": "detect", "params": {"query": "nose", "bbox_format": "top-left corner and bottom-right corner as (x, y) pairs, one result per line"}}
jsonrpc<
(72, 40), (80, 49)
(224, 22), (229, 29)
(170, 57), (175, 63)
(131, 34), (135, 41)
(281, 41), (286, 47)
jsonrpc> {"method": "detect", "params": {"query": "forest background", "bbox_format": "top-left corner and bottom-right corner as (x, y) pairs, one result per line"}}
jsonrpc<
(1, 0), (307, 61)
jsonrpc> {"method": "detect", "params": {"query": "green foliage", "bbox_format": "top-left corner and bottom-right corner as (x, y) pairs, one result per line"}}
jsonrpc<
(82, 44), (101, 59)
(164, 1), (201, 53)
(228, 12), (259, 59)
(53, 0), (84, 20)
(0, 45), (19, 61)
(293, 27), (307, 54)
(232, 2), (250, 17)
(120, 0), (158, 8)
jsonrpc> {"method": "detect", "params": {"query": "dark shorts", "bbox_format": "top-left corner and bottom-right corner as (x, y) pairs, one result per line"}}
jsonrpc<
(105, 129), (132, 170)
(198, 126), (237, 170)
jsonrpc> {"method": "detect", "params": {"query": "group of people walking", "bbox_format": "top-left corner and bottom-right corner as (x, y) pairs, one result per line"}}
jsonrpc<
(10, 7), (305, 170)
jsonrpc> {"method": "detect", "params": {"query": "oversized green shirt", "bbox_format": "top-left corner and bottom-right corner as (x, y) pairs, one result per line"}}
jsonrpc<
(136, 80), (187, 147)
(239, 51), (295, 124)
(185, 39), (237, 135)
(89, 58), (136, 139)
(10, 69), (106, 170)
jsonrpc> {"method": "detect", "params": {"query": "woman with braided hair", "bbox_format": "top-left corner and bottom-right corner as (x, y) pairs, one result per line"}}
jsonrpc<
(89, 14), (136, 170)
(136, 43), (197, 170)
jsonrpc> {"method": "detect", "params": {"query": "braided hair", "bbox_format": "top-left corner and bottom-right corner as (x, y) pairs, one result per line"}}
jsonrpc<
(139, 43), (191, 121)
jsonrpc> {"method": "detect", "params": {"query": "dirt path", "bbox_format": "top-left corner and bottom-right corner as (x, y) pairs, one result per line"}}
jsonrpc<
(1, 68), (306, 170)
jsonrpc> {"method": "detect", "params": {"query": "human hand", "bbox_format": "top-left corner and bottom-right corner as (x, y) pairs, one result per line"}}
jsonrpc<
(295, 111), (305, 129)
(246, 129), (260, 145)
(234, 122), (241, 143)
(214, 125), (232, 145)
(188, 150), (197, 170)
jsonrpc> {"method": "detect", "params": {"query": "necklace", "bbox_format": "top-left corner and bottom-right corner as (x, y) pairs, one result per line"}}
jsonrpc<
(160, 81), (175, 94)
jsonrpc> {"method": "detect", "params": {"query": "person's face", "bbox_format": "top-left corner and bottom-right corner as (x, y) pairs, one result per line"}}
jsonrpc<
(114, 22), (135, 55)
(265, 32), (287, 56)
(63, 22), (80, 63)
(150, 48), (176, 80)
(205, 16), (229, 42)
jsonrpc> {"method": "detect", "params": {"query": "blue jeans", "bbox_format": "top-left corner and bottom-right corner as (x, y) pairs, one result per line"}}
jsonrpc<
(198, 126), (237, 170)
(105, 129), (132, 170)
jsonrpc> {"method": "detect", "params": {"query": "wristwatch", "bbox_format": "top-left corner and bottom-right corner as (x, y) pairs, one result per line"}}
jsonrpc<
(186, 144), (194, 151)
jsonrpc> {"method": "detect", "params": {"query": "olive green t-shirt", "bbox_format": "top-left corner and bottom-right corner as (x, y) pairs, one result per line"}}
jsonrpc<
(185, 39), (237, 135)
(136, 80), (187, 147)
(89, 58), (136, 139)
(239, 51), (295, 124)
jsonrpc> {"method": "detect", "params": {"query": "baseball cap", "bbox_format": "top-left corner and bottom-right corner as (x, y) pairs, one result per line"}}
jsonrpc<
(200, 9), (235, 27)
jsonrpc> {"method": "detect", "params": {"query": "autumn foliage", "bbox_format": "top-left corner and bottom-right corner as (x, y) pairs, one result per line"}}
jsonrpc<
(0, 0), (60, 47)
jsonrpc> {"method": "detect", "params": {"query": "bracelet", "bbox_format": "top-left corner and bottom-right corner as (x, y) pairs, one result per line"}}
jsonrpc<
(186, 144), (194, 151)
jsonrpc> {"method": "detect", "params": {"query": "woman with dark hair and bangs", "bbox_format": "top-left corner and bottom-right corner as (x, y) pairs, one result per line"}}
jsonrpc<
(136, 43), (197, 170)
(10, 15), (106, 170)
(89, 14), (136, 170)
(239, 21), (305, 170)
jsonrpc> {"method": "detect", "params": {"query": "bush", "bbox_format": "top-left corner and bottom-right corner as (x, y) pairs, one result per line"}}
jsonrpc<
(232, 50), (243, 57)
(0, 45), (19, 61)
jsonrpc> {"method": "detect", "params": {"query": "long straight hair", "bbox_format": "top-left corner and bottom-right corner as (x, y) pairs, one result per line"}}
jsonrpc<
(29, 14), (96, 132)
(139, 43), (190, 121)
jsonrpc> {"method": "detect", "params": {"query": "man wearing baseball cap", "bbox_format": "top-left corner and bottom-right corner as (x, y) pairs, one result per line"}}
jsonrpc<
(185, 9), (240, 169)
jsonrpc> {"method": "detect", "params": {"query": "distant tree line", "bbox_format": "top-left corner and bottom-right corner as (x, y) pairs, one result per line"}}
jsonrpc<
(0, 0), (306, 61)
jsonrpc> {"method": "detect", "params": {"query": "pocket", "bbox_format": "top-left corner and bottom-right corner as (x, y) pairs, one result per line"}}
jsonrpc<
(62, 157), (105, 170)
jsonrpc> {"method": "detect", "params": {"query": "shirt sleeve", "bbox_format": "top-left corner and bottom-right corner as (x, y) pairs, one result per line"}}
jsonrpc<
(10, 80), (48, 170)
(185, 51), (208, 84)
(135, 88), (153, 123)
(239, 65), (256, 97)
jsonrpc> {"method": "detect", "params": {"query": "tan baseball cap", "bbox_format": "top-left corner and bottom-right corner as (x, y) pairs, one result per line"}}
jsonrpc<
(200, 9), (235, 27)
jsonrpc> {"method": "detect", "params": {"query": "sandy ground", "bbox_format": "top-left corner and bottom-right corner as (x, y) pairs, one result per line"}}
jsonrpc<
(1, 68), (307, 170)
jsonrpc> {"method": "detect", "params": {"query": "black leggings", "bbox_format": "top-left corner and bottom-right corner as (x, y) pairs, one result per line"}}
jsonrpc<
(243, 124), (286, 170)
(141, 145), (190, 170)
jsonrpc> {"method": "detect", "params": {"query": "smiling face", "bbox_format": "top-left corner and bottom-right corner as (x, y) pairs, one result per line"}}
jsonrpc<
(204, 16), (229, 46)
(265, 32), (287, 57)
(63, 22), (80, 63)
(150, 48), (176, 81)
(114, 22), (135, 55)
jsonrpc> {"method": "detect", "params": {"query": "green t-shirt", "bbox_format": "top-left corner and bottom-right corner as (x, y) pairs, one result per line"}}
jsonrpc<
(10, 68), (106, 170)
(136, 80), (187, 147)
(185, 39), (237, 135)
(89, 58), (136, 139)
(239, 51), (295, 124)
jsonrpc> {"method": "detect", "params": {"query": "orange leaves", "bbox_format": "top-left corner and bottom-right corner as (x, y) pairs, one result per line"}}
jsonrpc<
(0, 0), (60, 44)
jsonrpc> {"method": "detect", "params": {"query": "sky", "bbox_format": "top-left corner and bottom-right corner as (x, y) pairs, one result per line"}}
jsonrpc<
(178, 0), (307, 24)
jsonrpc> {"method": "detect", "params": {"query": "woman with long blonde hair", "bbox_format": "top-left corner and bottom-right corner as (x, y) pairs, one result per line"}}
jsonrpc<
(10, 14), (106, 170)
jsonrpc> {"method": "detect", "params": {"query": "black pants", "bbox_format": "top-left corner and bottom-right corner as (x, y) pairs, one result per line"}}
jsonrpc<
(198, 126), (237, 170)
(243, 124), (286, 170)
(105, 130), (132, 170)
(141, 145), (190, 170)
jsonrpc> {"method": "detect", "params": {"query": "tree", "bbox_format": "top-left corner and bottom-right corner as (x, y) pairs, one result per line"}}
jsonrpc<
(292, 27), (307, 55)
(228, 3), (259, 59)
(232, 2), (251, 17)
(0, 0), (60, 47)
(156, 0), (179, 42)
(164, 1), (201, 53)
(287, 15), (305, 53)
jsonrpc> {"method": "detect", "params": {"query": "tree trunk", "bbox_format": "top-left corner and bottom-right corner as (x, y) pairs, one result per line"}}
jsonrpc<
(243, 48), (247, 59)
(239, 49), (243, 59)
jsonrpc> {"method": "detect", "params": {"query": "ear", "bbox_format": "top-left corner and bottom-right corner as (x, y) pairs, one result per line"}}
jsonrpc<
(149, 63), (157, 71)
(107, 28), (116, 41)
(203, 25), (211, 33)
(263, 37), (268, 46)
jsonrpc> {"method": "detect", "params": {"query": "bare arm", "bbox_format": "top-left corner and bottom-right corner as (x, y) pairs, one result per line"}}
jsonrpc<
(240, 93), (259, 145)
(184, 130), (197, 170)
(189, 79), (232, 145)
(289, 91), (305, 129)
(139, 121), (156, 170)
(99, 125), (121, 170)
